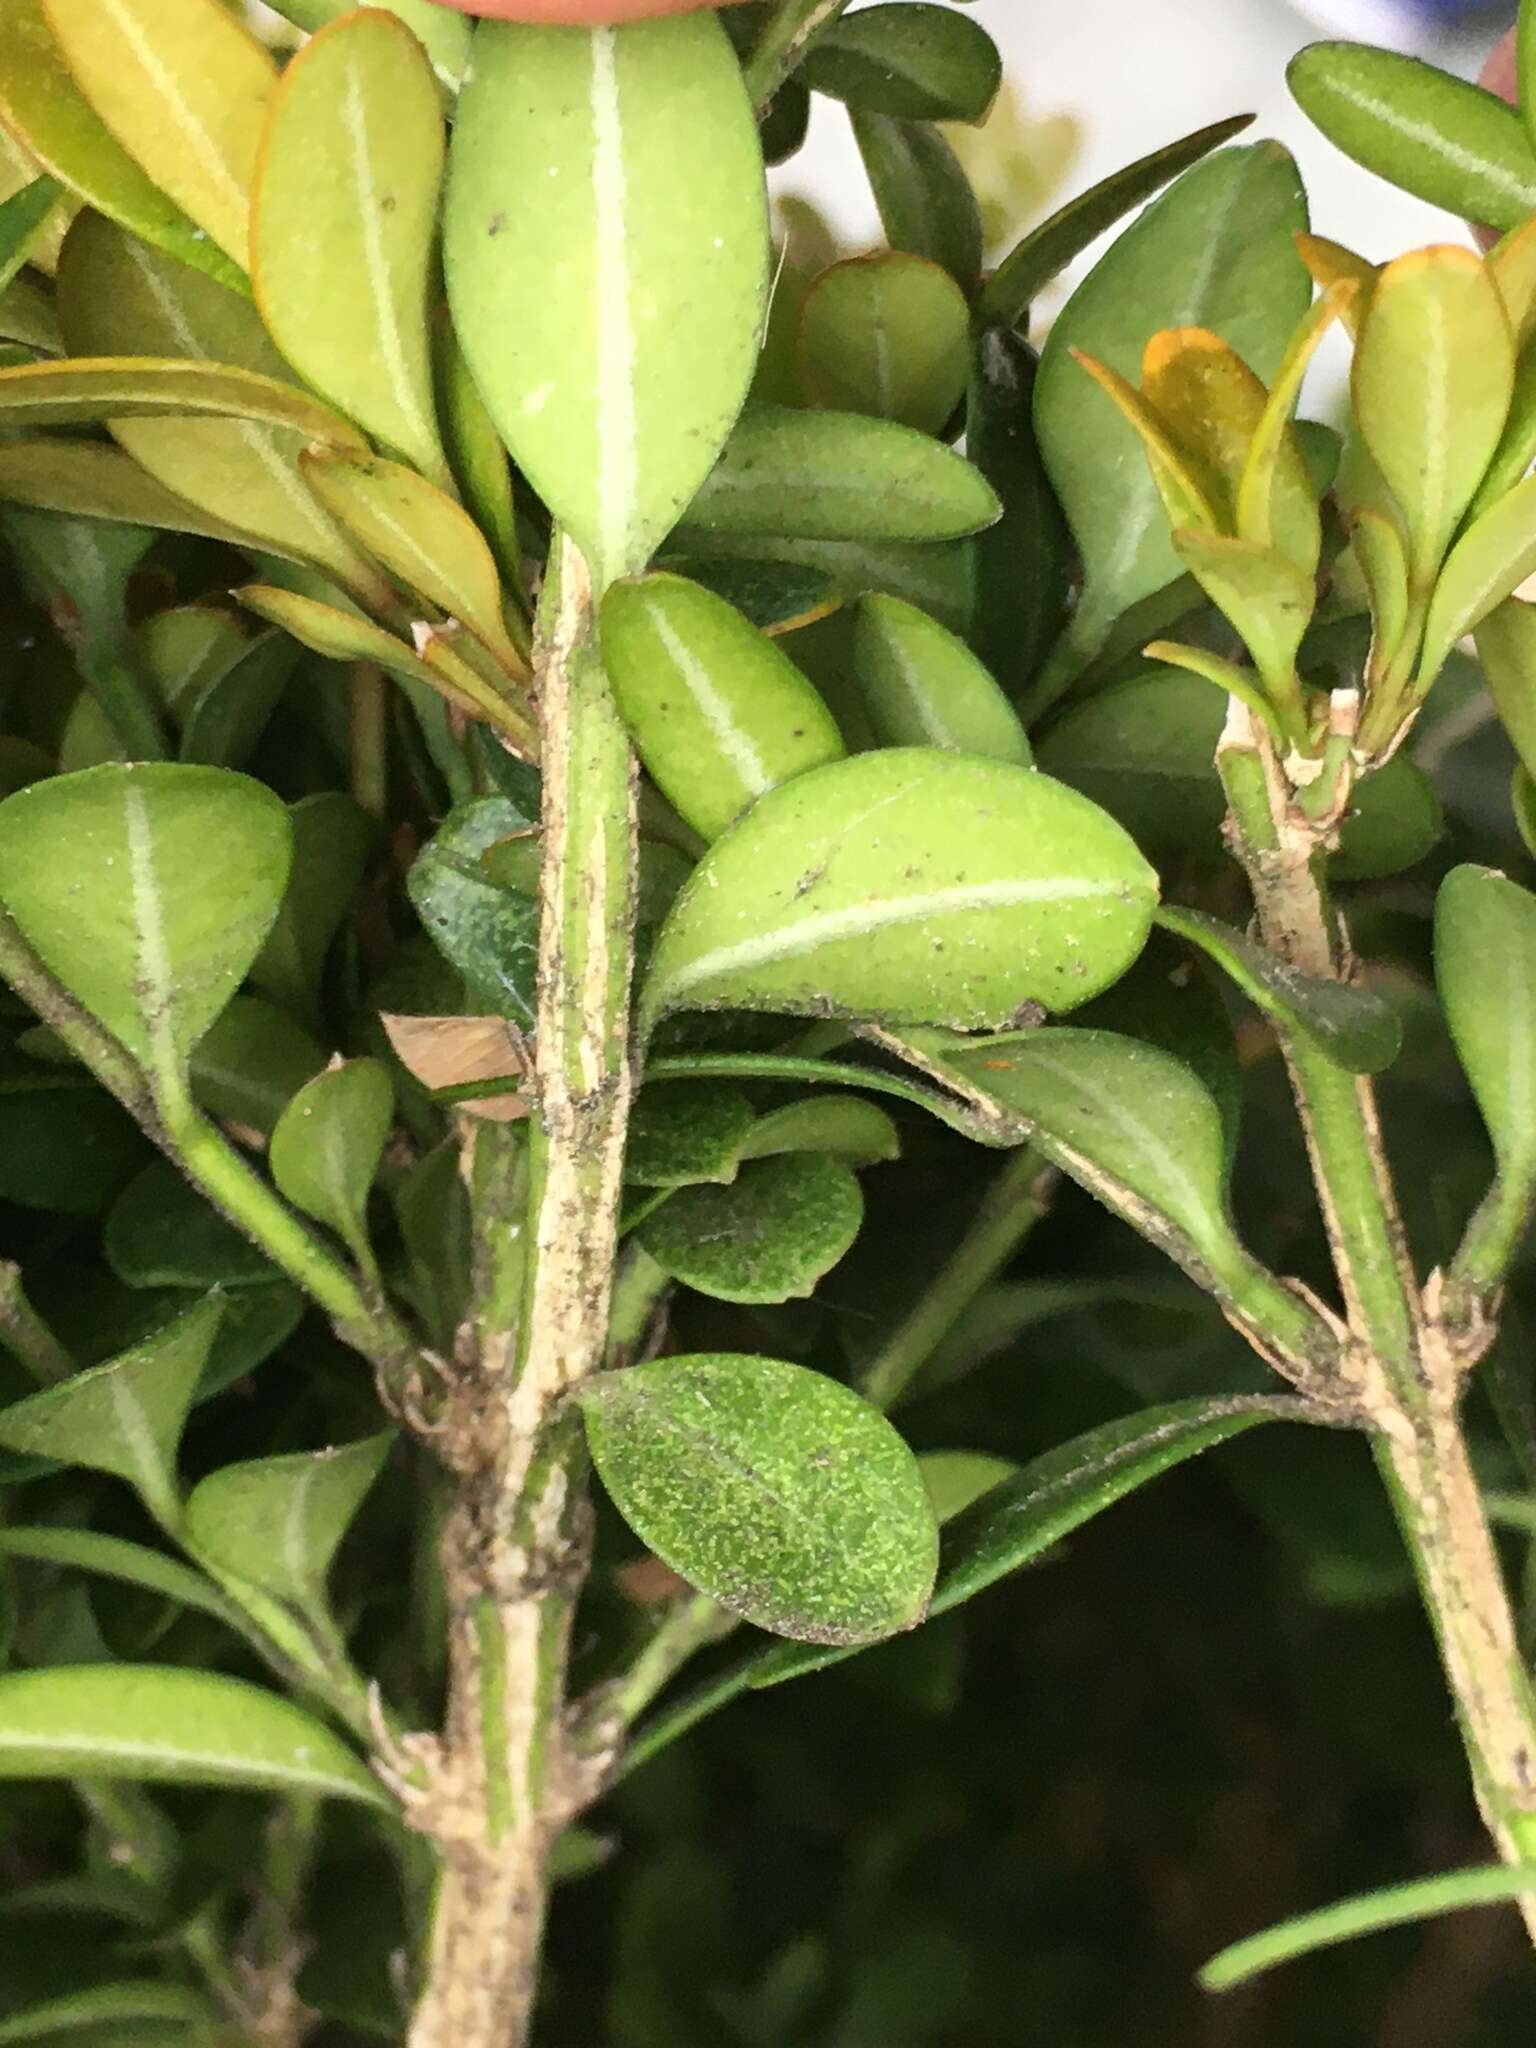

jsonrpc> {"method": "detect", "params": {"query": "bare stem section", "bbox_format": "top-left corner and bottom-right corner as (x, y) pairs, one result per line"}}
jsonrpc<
(408, 540), (638, 2048)
(1219, 704), (1536, 1940)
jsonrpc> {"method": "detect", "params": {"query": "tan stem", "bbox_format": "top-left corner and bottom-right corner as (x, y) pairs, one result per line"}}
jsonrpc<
(407, 538), (637, 2047)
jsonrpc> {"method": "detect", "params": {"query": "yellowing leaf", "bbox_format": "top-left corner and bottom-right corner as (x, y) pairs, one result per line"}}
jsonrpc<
(1490, 212), (1536, 349)
(1067, 348), (1218, 533)
(446, 17), (769, 587)
(252, 9), (448, 481)
(0, 0), (233, 289)
(42, 0), (276, 269)
(1294, 233), (1376, 335)
(55, 213), (389, 606)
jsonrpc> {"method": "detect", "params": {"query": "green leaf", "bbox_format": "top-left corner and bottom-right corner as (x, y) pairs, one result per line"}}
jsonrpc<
(140, 606), (251, 717)
(0, 1983), (215, 2044)
(936, 1029), (1254, 1290)
(0, 763), (291, 1095)
(1035, 143), (1309, 679)
(0, 438), (264, 552)
(1436, 866), (1536, 1194)
(232, 585), (440, 697)
(1157, 905), (1401, 1076)
(0, 1294), (219, 1527)
(188, 995), (327, 1137)
(1200, 1862), (1536, 1993)
(681, 403), (999, 544)
(54, 213), (385, 602)
(263, 1), (469, 96)
(0, 353), (363, 444)
(301, 451), (525, 676)
(1419, 473), (1536, 687)
(446, 16), (769, 588)
(1333, 753), (1443, 881)
(661, 553), (841, 636)
(252, 8), (448, 482)
(42, 0), (276, 271)
(183, 1434), (391, 1623)
(269, 1060), (393, 1270)
(1352, 247), (1514, 587)
(629, 1395), (1298, 1751)
(665, 528), (978, 636)
(106, 1157), (276, 1292)
(635, 1152), (863, 1303)
(980, 112), (1256, 331)
(625, 1082), (759, 1188)
(737, 1095), (900, 1166)
(575, 1353), (939, 1644)
(847, 592), (1030, 764)
(917, 1450), (1018, 1524)
(1476, 598), (1536, 783)
(0, 1079), (145, 1216)
(0, 1663), (388, 1806)
(601, 572), (845, 842)
(177, 627), (298, 771)
(0, 175), (61, 298)
(0, 0), (244, 292)
(1288, 42), (1536, 232)
(407, 797), (540, 1025)
(0, 1527), (245, 1635)
(932, 1396), (1299, 1618)
(640, 749), (1156, 1036)
(248, 795), (373, 1019)
(797, 253), (969, 436)
(965, 328), (1071, 698)
(800, 5), (1000, 124)
(849, 111), (982, 296)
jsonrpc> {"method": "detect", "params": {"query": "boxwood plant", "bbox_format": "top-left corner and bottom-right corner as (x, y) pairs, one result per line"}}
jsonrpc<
(0, 0), (1534, 2039)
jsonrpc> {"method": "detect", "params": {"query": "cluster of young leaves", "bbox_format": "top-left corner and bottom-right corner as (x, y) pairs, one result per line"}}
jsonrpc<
(0, 0), (1533, 2034)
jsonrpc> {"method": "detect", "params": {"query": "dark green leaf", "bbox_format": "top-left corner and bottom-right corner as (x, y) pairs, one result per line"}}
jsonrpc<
(625, 1082), (759, 1188)
(737, 1095), (900, 1166)
(681, 403), (1000, 544)
(1034, 143), (1309, 684)
(0, 1527), (244, 1635)
(1157, 905), (1402, 1074)
(0, 1664), (389, 1807)
(176, 628), (298, 771)
(1437, 865), (1536, 1193)
(0, 1983), (215, 2044)
(800, 5), (1000, 124)
(105, 1161), (277, 1292)
(635, 1153), (864, 1304)
(797, 253), (970, 436)
(0, 1078), (145, 1215)
(0, 1294), (219, 1527)
(250, 794), (374, 1020)
(980, 114), (1256, 330)
(188, 995), (328, 1140)
(850, 111), (983, 296)
(407, 798), (540, 1025)
(966, 328), (1071, 698)
(0, 175), (61, 299)
(1333, 753), (1443, 880)
(576, 1353), (939, 1643)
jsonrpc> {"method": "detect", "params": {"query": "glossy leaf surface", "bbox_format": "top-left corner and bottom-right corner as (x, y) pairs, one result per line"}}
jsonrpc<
(0, 1663), (387, 1805)
(42, 0), (277, 269)
(447, 16), (769, 587)
(683, 403), (998, 544)
(848, 593), (1030, 763)
(576, 1353), (939, 1644)
(635, 1152), (864, 1303)
(849, 110), (982, 295)
(641, 749), (1156, 1035)
(601, 572), (844, 841)
(0, 0), (242, 290)
(407, 797), (541, 1025)
(1035, 143), (1309, 674)
(798, 253), (969, 435)
(800, 5), (1000, 124)
(1289, 42), (1536, 231)
(0, 764), (290, 1091)
(252, 9), (447, 480)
